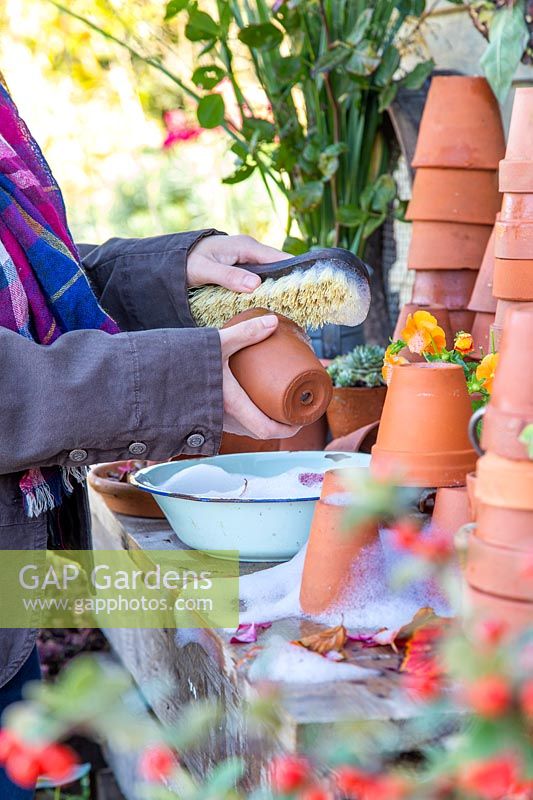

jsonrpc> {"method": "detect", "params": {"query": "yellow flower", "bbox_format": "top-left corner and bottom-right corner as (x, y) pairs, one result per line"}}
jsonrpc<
(401, 311), (447, 355)
(382, 345), (408, 385)
(476, 352), (499, 394)
(454, 331), (474, 355)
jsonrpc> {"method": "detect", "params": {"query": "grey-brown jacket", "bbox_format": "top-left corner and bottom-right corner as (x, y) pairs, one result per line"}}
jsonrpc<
(0, 229), (224, 688)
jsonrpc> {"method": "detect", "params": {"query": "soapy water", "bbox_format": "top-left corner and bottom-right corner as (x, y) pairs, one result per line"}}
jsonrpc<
(160, 463), (325, 500)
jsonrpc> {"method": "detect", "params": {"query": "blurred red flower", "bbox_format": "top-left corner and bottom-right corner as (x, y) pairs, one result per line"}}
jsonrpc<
(520, 679), (533, 717)
(459, 754), (521, 800)
(139, 745), (177, 783)
(163, 110), (203, 149)
(464, 675), (512, 718)
(270, 755), (310, 793)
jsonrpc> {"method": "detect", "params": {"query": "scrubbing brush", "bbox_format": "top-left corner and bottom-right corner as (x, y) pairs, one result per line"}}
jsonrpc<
(189, 247), (372, 329)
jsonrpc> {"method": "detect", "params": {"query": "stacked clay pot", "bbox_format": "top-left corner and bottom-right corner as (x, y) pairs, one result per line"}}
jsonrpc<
(400, 76), (504, 346)
(491, 89), (533, 347)
(467, 225), (497, 358)
(465, 303), (533, 634)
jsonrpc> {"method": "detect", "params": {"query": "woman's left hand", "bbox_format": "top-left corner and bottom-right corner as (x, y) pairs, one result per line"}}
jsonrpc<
(187, 234), (290, 292)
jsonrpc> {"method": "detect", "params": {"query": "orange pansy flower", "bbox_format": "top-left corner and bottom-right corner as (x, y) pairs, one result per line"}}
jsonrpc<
(401, 311), (447, 355)
(476, 352), (499, 394)
(382, 345), (408, 385)
(454, 331), (474, 355)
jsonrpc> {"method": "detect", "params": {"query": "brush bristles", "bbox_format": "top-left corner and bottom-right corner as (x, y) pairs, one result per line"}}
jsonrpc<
(189, 263), (371, 329)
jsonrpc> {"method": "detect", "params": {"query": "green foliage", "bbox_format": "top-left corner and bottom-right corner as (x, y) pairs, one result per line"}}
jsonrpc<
(480, 1), (529, 101)
(327, 344), (386, 388)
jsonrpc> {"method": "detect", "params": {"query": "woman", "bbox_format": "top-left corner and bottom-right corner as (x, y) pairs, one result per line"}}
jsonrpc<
(0, 73), (297, 797)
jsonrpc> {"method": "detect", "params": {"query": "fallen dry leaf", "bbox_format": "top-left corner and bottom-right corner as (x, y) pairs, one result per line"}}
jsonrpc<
(293, 624), (348, 657)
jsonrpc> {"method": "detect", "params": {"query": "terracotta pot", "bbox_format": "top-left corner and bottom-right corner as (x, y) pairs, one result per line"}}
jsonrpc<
(279, 415), (328, 451)
(499, 87), (533, 192)
(300, 490), (378, 615)
(406, 168), (501, 225)
(449, 309), (475, 334)
(470, 312), (495, 359)
(494, 299), (519, 325)
(476, 502), (533, 550)
(326, 386), (387, 439)
(411, 270), (478, 310)
(371, 363), (478, 487)
(490, 322), (504, 351)
(479, 302), (533, 459)
(320, 465), (369, 498)
(325, 421), (380, 454)
(475, 452), (533, 510)
(88, 462), (164, 518)
(465, 585), (532, 636)
(224, 309), (333, 426)
(407, 221), (492, 270)
(494, 220), (533, 260)
(219, 433), (280, 455)
(432, 486), (472, 537)
(466, 472), (478, 519)
(500, 192), (533, 222)
(393, 304), (455, 356)
(466, 533), (533, 602)
(493, 257), (533, 300)
(412, 76), (505, 170)
(467, 227), (497, 314)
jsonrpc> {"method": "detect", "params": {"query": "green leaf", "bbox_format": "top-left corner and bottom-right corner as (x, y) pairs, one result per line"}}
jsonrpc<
(238, 23), (283, 50)
(202, 758), (246, 796)
(222, 162), (255, 184)
(336, 204), (366, 226)
(288, 181), (324, 212)
(363, 213), (386, 238)
(197, 94), (225, 128)
(164, 0), (188, 20)
(314, 45), (350, 74)
(401, 58), (435, 89)
(192, 65), (225, 90)
(371, 173), (396, 212)
(283, 236), (308, 255)
(374, 45), (400, 87)
(519, 423), (533, 459)
(242, 117), (276, 143)
(480, 3), (529, 102)
(276, 56), (303, 85)
(378, 81), (398, 112)
(318, 144), (347, 181)
(185, 9), (219, 41)
(346, 8), (373, 46)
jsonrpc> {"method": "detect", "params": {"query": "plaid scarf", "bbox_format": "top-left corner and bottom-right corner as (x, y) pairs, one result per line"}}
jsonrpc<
(0, 76), (120, 517)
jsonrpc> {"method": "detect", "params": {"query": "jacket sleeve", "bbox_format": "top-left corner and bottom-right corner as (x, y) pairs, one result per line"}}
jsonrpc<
(78, 229), (225, 331)
(0, 325), (223, 474)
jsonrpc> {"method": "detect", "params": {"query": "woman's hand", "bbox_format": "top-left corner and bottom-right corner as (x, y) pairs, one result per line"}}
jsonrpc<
(187, 234), (290, 292)
(219, 314), (301, 440)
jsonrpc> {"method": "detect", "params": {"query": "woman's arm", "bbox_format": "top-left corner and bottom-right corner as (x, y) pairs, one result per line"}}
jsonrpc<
(0, 325), (223, 474)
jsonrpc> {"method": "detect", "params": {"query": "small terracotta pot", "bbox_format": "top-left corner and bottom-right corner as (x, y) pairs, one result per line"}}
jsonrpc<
(411, 270), (478, 310)
(325, 421), (380, 454)
(467, 227), (497, 314)
(475, 453), (533, 510)
(432, 486), (472, 538)
(465, 584), (533, 636)
(300, 491), (378, 615)
(412, 76), (505, 170)
(494, 299), (519, 325)
(326, 386), (387, 439)
(320, 465), (369, 498)
(498, 87), (533, 192)
(490, 322), (504, 351)
(466, 533), (533, 602)
(224, 309), (333, 426)
(470, 312), (495, 358)
(371, 363), (478, 487)
(494, 220), (533, 260)
(466, 472), (478, 519)
(480, 302), (533, 459)
(88, 462), (164, 518)
(500, 192), (533, 222)
(407, 221), (492, 270)
(279, 415), (328, 451)
(493, 257), (533, 300)
(219, 433), (280, 455)
(476, 502), (533, 550)
(393, 304), (455, 356)
(406, 168), (501, 225)
(449, 309), (475, 334)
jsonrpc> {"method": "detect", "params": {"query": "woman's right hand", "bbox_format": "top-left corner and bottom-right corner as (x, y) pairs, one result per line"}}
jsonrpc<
(219, 315), (301, 440)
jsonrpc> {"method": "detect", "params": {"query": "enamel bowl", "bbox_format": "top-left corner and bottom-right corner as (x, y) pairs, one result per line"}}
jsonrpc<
(131, 451), (370, 562)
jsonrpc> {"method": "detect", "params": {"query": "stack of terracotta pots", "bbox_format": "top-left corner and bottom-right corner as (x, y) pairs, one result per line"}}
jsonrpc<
(399, 76), (505, 342)
(466, 303), (533, 634)
(492, 88), (533, 350)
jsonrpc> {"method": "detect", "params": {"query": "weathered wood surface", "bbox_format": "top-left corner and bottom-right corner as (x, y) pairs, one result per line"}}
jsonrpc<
(90, 488), (445, 796)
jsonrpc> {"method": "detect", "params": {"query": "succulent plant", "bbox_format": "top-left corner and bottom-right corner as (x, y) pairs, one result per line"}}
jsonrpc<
(327, 344), (386, 389)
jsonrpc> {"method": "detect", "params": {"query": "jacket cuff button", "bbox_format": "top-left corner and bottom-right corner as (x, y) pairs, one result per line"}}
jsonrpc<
(187, 433), (205, 448)
(129, 442), (148, 456)
(69, 449), (88, 463)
